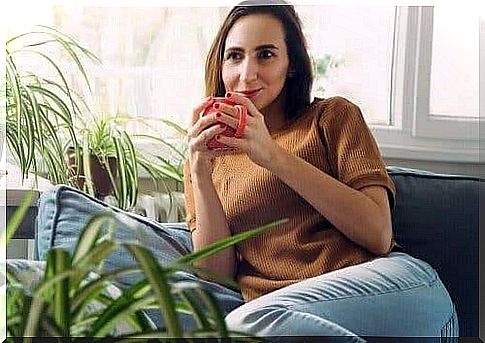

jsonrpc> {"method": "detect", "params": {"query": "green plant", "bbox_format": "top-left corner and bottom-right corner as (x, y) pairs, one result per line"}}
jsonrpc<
(133, 118), (188, 219)
(72, 113), (188, 211)
(4, 24), (189, 212)
(4, 25), (99, 185)
(5, 195), (286, 340)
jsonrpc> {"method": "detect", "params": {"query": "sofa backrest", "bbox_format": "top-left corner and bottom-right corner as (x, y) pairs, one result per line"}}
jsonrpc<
(387, 166), (483, 337)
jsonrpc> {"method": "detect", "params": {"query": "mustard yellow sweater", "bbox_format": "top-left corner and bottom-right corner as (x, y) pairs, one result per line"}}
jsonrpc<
(184, 96), (396, 301)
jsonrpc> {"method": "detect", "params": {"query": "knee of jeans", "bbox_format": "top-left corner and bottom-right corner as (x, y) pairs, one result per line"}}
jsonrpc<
(440, 304), (459, 339)
(225, 304), (288, 335)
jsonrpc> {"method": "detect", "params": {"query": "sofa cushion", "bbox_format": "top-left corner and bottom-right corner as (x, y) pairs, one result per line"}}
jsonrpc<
(386, 166), (482, 337)
(35, 185), (244, 330)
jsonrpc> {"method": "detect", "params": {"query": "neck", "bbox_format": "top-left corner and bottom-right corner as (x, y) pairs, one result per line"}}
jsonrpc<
(261, 91), (287, 134)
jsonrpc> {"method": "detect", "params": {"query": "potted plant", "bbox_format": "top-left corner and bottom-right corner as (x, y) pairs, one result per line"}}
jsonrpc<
(67, 113), (189, 212)
(4, 25), (99, 186)
(4, 25), (189, 213)
(4, 193), (288, 339)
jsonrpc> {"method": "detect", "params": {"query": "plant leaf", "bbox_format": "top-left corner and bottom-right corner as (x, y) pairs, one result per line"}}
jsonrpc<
(123, 243), (183, 337)
(5, 190), (36, 244)
(71, 212), (115, 265)
(175, 219), (288, 265)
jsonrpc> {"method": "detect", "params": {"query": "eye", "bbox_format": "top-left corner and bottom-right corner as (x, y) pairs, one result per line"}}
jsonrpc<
(258, 49), (275, 59)
(225, 51), (242, 62)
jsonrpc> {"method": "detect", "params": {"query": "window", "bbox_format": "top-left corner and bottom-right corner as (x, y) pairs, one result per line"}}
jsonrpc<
(296, 5), (396, 126)
(5, 4), (481, 163)
(372, 6), (480, 163)
(429, 6), (478, 119)
(51, 6), (230, 138)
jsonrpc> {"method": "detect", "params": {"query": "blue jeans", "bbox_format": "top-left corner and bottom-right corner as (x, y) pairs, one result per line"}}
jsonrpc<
(224, 252), (458, 341)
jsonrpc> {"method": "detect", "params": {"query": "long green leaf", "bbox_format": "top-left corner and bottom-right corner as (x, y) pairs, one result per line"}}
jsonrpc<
(5, 191), (36, 243)
(27, 26), (96, 93)
(6, 56), (27, 173)
(133, 134), (186, 161)
(166, 263), (240, 291)
(71, 268), (141, 321)
(36, 25), (101, 63)
(71, 212), (115, 264)
(196, 287), (228, 336)
(122, 131), (138, 208)
(82, 131), (95, 196)
(175, 219), (289, 265)
(113, 135), (127, 210)
(39, 317), (63, 337)
(46, 249), (71, 336)
(171, 282), (212, 330)
(23, 292), (45, 338)
(71, 240), (118, 286)
(87, 279), (154, 337)
(19, 49), (78, 115)
(123, 243), (183, 337)
(159, 118), (188, 136)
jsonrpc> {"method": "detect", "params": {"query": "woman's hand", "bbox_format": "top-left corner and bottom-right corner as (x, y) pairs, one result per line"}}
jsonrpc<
(213, 92), (280, 167)
(187, 97), (237, 174)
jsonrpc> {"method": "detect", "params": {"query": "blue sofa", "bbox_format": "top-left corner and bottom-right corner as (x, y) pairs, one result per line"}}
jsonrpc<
(7, 166), (483, 337)
(385, 167), (481, 337)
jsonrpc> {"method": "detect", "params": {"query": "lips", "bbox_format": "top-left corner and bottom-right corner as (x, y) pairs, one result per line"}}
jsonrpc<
(238, 88), (262, 98)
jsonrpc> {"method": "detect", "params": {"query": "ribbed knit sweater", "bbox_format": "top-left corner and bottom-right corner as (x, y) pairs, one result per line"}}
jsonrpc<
(184, 96), (396, 302)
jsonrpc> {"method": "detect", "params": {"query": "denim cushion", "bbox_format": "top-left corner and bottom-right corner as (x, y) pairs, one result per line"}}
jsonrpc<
(387, 166), (482, 337)
(35, 185), (243, 330)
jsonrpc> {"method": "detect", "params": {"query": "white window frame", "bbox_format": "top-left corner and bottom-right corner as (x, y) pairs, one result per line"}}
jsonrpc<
(371, 6), (481, 163)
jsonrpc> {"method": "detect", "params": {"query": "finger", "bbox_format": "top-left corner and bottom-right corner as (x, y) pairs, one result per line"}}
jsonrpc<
(215, 135), (245, 150)
(191, 124), (227, 151)
(217, 113), (239, 129)
(200, 123), (228, 145)
(224, 92), (260, 117)
(210, 147), (238, 157)
(189, 111), (222, 138)
(212, 101), (238, 118)
(190, 96), (213, 126)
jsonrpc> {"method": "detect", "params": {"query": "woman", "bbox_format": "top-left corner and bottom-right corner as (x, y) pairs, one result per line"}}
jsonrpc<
(183, 0), (458, 339)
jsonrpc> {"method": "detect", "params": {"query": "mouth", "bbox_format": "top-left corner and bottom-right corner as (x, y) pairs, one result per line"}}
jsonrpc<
(237, 88), (262, 98)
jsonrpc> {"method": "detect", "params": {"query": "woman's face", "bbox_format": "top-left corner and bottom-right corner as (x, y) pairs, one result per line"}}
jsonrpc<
(221, 13), (290, 112)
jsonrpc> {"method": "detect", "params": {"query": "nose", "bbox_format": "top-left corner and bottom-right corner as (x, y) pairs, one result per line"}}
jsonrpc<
(239, 56), (258, 83)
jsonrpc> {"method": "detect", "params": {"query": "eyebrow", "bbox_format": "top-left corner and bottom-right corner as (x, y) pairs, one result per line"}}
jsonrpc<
(224, 44), (279, 54)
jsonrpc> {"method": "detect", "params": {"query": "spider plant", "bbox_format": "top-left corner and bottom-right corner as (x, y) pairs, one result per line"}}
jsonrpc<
(71, 114), (188, 212)
(5, 195), (286, 340)
(4, 25), (188, 213)
(4, 25), (100, 186)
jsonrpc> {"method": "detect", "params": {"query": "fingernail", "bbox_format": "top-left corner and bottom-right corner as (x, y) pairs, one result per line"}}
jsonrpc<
(216, 112), (221, 118)
(225, 92), (232, 98)
(219, 123), (226, 128)
(213, 102), (220, 109)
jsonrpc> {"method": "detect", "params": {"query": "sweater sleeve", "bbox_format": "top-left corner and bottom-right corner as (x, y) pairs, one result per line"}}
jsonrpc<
(183, 159), (198, 232)
(319, 97), (396, 209)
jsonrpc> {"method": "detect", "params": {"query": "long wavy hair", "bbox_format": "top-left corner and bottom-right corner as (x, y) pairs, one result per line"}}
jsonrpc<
(204, 0), (314, 120)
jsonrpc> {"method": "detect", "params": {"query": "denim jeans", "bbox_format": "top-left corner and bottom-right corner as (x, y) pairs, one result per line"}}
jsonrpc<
(224, 252), (458, 342)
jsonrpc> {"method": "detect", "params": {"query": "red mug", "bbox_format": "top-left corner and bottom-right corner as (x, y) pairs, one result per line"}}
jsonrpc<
(202, 97), (247, 150)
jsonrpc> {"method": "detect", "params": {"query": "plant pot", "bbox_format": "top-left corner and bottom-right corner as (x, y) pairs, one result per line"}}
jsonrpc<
(66, 148), (118, 198)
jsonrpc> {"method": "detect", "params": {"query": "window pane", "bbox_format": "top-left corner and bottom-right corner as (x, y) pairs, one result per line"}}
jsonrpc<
(297, 5), (395, 125)
(51, 6), (229, 137)
(429, 6), (479, 118)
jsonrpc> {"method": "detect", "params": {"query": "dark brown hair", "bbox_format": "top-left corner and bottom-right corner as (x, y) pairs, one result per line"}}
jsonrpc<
(205, 0), (314, 121)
